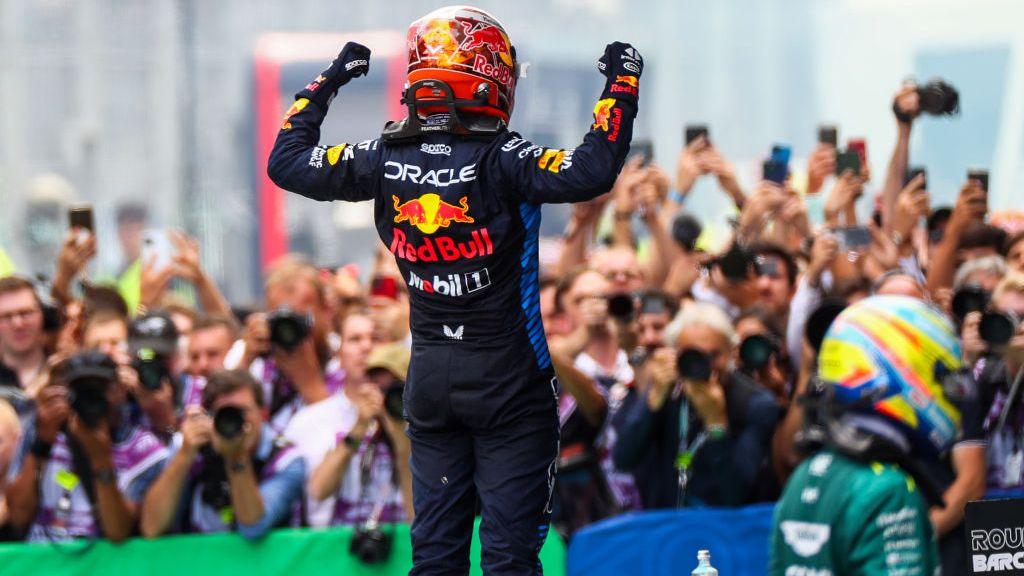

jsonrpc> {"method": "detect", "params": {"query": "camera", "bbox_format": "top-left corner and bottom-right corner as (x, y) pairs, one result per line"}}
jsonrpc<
(267, 308), (313, 352)
(384, 380), (405, 420)
(64, 350), (117, 429)
(213, 406), (246, 440)
(917, 79), (959, 117)
(131, 348), (170, 391)
(979, 311), (1020, 347)
(739, 334), (779, 372)
(606, 293), (636, 321)
(951, 284), (990, 323)
(676, 348), (712, 382)
(671, 213), (703, 252)
(350, 518), (393, 564)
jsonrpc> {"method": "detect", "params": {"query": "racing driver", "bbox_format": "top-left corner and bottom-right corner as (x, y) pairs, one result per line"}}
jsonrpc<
(267, 6), (643, 575)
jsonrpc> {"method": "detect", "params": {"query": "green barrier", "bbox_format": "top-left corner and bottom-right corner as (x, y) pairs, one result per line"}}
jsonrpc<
(0, 522), (566, 576)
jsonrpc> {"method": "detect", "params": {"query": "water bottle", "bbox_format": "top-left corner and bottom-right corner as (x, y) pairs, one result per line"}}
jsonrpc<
(691, 549), (718, 576)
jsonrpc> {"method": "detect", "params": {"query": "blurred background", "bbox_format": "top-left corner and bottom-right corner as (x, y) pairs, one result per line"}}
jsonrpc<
(1, 0), (1022, 303)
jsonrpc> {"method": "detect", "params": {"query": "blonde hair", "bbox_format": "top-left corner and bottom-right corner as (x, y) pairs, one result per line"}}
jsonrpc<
(993, 272), (1024, 302)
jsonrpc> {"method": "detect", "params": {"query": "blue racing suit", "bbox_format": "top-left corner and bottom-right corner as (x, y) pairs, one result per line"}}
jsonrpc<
(268, 69), (638, 575)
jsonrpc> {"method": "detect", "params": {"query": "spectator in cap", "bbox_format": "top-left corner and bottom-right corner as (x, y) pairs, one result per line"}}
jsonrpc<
(300, 342), (414, 527)
(126, 311), (180, 440)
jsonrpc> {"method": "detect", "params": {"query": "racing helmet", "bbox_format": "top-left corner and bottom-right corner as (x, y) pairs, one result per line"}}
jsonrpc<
(405, 6), (518, 122)
(817, 295), (965, 457)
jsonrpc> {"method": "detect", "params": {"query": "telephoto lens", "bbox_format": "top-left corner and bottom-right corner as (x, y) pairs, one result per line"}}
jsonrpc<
(64, 350), (118, 428)
(676, 348), (713, 382)
(213, 406), (246, 439)
(951, 284), (990, 323)
(267, 308), (313, 352)
(739, 334), (778, 371)
(979, 311), (1019, 347)
(606, 293), (636, 321)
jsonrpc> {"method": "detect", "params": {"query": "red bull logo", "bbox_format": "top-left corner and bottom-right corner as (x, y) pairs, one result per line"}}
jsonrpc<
(281, 98), (309, 130)
(390, 227), (494, 263)
(393, 193), (475, 234)
(592, 98), (616, 132)
(459, 22), (513, 67)
(615, 75), (639, 88)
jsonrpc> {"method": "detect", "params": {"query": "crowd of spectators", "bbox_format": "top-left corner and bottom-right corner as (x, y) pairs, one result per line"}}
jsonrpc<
(1, 80), (1023, 573)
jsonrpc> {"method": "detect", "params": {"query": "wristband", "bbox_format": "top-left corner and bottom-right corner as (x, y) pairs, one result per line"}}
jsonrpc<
(668, 190), (686, 204)
(95, 468), (117, 485)
(30, 437), (53, 460)
(706, 424), (728, 440)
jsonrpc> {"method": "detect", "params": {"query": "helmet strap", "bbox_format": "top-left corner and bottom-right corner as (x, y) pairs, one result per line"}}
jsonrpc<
(382, 79), (505, 142)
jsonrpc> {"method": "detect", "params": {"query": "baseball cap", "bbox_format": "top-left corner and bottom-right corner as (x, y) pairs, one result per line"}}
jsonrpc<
(365, 343), (411, 382)
(129, 311), (179, 356)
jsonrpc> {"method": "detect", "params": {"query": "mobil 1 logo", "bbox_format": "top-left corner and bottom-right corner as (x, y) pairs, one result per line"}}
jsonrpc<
(408, 268), (491, 297)
(966, 498), (1024, 574)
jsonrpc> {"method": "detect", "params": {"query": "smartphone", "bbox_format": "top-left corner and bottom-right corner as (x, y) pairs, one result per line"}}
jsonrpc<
(370, 276), (400, 301)
(684, 124), (709, 146)
(846, 139), (868, 166)
(141, 229), (176, 271)
(770, 144), (792, 166)
(763, 159), (788, 185)
(833, 226), (871, 251)
(68, 204), (94, 232)
(967, 168), (989, 192)
(818, 125), (838, 147)
(628, 140), (654, 167)
(835, 150), (861, 176)
(904, 165), (927, 189)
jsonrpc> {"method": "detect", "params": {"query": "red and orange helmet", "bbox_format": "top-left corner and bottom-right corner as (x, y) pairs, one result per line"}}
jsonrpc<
(406, 6), (518, 123)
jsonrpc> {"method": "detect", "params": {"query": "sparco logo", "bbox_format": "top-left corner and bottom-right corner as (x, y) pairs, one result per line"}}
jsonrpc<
(345, 59), (368, 71)
(420, 143), (451, 156)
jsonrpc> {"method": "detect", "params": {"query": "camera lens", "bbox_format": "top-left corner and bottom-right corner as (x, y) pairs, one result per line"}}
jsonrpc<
(979, 312), (1017, 347)
(68, 378), (110, 429)
(951, 284), (990, 322)
(268, 309), (311, 352)
(133, 351), (169, 391)
(676, 348), (712, 382)
(740, 334), (776, 371)
(213, 406), (246, 439)
(606, 293), (635, 320)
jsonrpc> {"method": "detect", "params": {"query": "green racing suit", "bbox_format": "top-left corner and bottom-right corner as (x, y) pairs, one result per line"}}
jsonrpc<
(770, 449), (940, 576)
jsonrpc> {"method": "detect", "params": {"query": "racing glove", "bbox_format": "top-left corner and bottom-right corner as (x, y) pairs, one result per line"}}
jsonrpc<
(597, 42), (643, 103)
(296, 41), (371, 110)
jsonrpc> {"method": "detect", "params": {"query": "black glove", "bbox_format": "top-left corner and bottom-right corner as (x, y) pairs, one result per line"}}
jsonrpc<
(597, 42), (643, 101)
(296, 42), (371, 110)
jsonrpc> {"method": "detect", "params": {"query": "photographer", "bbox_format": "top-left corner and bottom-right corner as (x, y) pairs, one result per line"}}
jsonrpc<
(0, 276), (49, 390)
(180, 314), (241, 410)
(305, 343), (413, 525)
(5, 351), (168, 542)
(691, 242), (761, 320)
(125, 312), (181, 441)
(282, 312), (377, 526)
(229, 261), (336, 432)
(140, 369), (304, 539)
(981, 273), (1024, 496)
(613, 302), (780, 508)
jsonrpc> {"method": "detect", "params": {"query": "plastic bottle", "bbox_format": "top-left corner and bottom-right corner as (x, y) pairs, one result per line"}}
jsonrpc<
(691, 549), (719, 576)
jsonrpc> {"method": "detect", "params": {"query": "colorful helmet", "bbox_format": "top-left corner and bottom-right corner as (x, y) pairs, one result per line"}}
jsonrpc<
(406, 6), (518, 122)
(817, 295), (964, 456)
